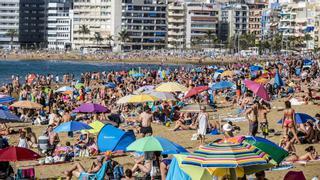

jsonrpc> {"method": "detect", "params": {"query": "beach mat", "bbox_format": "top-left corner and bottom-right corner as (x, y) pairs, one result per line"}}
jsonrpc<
(221, 117), (247, 122)
(268, 164), (293, 171)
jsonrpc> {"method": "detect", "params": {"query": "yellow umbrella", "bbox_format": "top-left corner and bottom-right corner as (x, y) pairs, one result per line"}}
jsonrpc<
(221, 70), (234, 77)
(254, 77), (269, 84)
(127, 94), (159, 103)
(82, 120), (105, 134)
(116, 95), (134, 104)
(207, 167), (244, 177)
(155, 82), (188, 92)
(11, 100), (42, 109)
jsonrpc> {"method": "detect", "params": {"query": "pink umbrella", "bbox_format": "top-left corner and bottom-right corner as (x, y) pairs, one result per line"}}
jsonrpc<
(244, 79), (270, 101)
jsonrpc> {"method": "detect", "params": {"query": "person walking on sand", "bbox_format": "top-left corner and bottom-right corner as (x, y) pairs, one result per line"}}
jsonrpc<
(138, 107), (154, 137)
(197, 106), (208, 145)
(245, 100), (259, 136)
(282, 101), (301, 144)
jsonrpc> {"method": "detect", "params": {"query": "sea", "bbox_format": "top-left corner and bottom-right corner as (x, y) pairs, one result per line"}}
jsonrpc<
(0, 59), (190, 84)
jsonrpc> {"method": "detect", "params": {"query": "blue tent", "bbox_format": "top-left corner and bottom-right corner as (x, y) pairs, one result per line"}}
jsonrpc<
(211, 81), (235, 90)
(166, 156), (191, 180)
(274, 71), (284, 87)
(277, 113), (316, 124)
(0, 96), (15, 104)
(97, 125), (136, 152)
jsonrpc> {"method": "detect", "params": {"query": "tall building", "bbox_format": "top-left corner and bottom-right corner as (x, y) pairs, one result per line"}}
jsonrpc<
(261, 1), (281, 40)
(71, 0), (113, 50)
(0, 0), (20, 49)
(185, 2), (220, 48)
(167, 0), (186, 49)
(121, 0), (167, 51)
(19, 0), (47, 49)
(47, 0), (72, 50)
(247, 1), (267, 41)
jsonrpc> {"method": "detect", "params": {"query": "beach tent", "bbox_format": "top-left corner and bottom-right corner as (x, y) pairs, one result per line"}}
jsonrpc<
(166, 156), (191, 180)
(277, 113), (316, 124)
(274, 71), (284, 87)
(97, 125), (136, 152)
(82, 120), (105, 134)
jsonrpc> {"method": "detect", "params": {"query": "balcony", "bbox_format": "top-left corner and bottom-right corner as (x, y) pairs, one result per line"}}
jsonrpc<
(168, 24), (184, 29)
(168, 12), (184, 17)
(168, 4), (184, 11)
(168, 18), (184, 23)
(168, 31), (184, 36)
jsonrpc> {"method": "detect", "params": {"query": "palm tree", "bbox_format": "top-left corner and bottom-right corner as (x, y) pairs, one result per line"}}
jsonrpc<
(93, 32), (103, 45)
(5, 29), (18, 49)
(118, 30), (130, 51)
(78, 25), (90, 48)
(271, 33), (283, 52)
(106, 35), (113, 47)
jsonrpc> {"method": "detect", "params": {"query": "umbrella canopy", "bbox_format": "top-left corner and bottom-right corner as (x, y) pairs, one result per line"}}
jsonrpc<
(53, 121), (92, 133)
(82, 120), (105, 134)
(155, 82), (188, 92)
(0, 94), (15, 104)
(105, 82), (116, 89)
(11, 101), (42, 109)
(221, 70), (234, 77)
(254, 77), (269, 85)
(132, 73), (144, 78)
(244, 80), (270, 101)
(185, 86), (209, 98)
(274, 72), (284, 87)
(145, 91), (176, 101)
(134, 85), (155, 94)
(75, 83), (85, 89)
(127, 94), (159, 103)
(116, 95), (134, 104)
(180, 104), (214, 112)
(127, 136), (188, 154)
(0, 146), (41, 161)
(211, 81), (235, 90)
(277, 113), (317, 124)
(55, 86), (74, 93)
(73, 103), (110, 113)
(0, 110), (20, 122)
(250, 65), (263, 72)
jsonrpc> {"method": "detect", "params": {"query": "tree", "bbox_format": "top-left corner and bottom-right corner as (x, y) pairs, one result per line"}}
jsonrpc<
(5, 29), (18, 49)
(239, 33), (256, 50)
(78, 25), (90, 48)
(106, 35), (113, 47)
(93, 32), (103, 45)
(118, 30), (130, 51)
(270, 33), (283, 52)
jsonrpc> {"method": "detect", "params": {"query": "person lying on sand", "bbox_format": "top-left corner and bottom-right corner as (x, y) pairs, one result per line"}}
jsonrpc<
(286, 146), (318, 162)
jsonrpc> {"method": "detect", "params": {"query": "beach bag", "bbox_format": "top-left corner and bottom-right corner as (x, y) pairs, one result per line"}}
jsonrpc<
(113, 164), (124, 179)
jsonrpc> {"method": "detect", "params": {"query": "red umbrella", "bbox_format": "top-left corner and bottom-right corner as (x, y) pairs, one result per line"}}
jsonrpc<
(184, 86), (209, 98)
(244, 79), (270, 101)
(0, 146), (41, 162)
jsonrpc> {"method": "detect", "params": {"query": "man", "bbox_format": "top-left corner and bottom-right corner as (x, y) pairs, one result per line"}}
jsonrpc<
(63, 156), (104, 180)
(138, 107), (154, 137)
(245, 100), (259, 136)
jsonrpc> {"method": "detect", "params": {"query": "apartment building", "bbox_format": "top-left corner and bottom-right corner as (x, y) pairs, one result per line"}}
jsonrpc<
(185, 2), (220, 48)
(71, 0), (112, 50)
(261, 2), (281, 40)
(121, 0), (167, 51)
(167, 0), (185, 49)
(247, 1), (267, 41)
(19, 0), (47, 49)
(47, 0), (72, 50)
(0, 0), (19, 49)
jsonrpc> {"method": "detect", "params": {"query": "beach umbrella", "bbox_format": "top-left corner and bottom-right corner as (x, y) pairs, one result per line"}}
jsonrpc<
(0, 94), (15, 104)
(211, 81), (235, 90)
(73, 103), (110, 113)
(127, 94), (159, 103)
(221, 70), (234, 77)
(180, 104), (214, 113)
(216, 69), (224, 73)
(127, 136), (188, 154)
(53, 121), (92, 133)
(134, 85), (155, 94)
(274, 71), (284, 87)
(155, 82), (188, 92)
(145, 91), (176, 101)
(132, 73), (144, 78)
(0, 146), (41, 162)
(244, 80), (270, 101)
(75, 83), (85, 89)
(0, 110), (20, 122)
(254, 77), (269, 85)
(116, 95), (134, 104)
(182, 142), (274, 179)
(250, 65), (263, 72)
(105, 82), (116, 89)
(277, 113), (317, 124)
(55, 86), (74, 93)
(81, 120), (105, 134)
(184, 86), (209, 98)
(11, 101), (42, 109)
(213, 71), (221, 80)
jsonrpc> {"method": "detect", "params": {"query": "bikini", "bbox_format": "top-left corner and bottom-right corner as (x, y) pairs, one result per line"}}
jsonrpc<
(284, 110), (294, 126)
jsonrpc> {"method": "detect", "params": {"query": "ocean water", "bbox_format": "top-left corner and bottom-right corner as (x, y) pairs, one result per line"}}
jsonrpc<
(0, 59), (186, 84)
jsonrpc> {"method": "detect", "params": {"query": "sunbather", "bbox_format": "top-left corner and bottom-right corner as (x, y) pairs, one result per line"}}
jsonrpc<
(286, 146), (318, 162)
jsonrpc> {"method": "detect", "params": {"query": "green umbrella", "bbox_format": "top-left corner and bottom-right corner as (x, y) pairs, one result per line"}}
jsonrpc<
(75, 83), (85, 89)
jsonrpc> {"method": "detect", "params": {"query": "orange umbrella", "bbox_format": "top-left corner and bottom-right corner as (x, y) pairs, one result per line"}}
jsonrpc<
(254, 77), (269, 84)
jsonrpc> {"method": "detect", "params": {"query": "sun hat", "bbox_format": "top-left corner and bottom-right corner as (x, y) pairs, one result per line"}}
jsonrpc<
(223, 123), (233, 132)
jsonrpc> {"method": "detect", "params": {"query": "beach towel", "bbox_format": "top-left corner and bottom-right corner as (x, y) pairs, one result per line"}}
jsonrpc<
(209, 129), (220, 135)
(221, 117), (247, 122)
(282, 157), (320, 165)
(289, 98), (305, 106)
(268, 164), (293, 171)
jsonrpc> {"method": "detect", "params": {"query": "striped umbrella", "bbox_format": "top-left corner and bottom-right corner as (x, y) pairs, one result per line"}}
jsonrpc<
(182, 142), (274, 179)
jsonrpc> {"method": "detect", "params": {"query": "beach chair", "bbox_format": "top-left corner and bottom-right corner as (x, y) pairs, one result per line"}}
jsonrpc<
(78, 161), (109, 180)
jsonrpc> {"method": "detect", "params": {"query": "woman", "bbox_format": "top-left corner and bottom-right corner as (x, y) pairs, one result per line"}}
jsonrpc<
(279, 135), (296, 153)
(286, 146), (318, 162)
(282, 101), (301, 144)
(25, 127), (37, 148)
(197, 106), (208, 145)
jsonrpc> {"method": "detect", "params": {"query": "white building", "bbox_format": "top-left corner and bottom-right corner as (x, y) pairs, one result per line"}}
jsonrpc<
(167, 1), (186, 49)
(0, 0), (19, 49)
(185, 2), (220, 48)
(47, 0), (72, 50)
(71, 0), (112, 50)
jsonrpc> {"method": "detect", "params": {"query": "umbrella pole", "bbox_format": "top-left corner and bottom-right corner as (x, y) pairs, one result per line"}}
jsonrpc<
(229, 168), (237, 180)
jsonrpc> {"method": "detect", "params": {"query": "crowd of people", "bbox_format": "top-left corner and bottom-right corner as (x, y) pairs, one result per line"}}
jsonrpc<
(0, 54), (320, 179)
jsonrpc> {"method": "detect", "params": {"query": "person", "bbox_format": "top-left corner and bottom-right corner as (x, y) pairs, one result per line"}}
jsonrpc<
(258, 100), (270, 138)
(282, 101), (301, 144)
(0, 123), (10, 136)
(245, 100), (259, 136)
(131, 153), (152, 176)
(286, 146), (318, 162)
(46, 125), (60, 148)
(63, 156), (104, 180)
(172, 113), (191, 131)
(255, 171), (268, 180)
(121, 169), (134, 180)
(25, 127), (37, 148)
(17, 131), (28, 148)
(138, 107), (154, 137)
(197, 106), (208, 145)
(300, 121), (316, 144)
(279, 135), (296, 153)
(222, 121), (234, 138)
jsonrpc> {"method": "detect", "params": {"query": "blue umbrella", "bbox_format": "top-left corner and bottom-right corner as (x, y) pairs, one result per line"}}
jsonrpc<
(0, 95), (15, 104)
(132, 73), (144, 78)
(105, 82), (116, 89)
(53, 121), (92, 133)
(277, 113), (317, 124)
(0, 110), (20, 122)
(211, 81), (235, 90)
(274, 71), (284, 87)
(250, 65), (263, 72)
(216, 69), (224, 73)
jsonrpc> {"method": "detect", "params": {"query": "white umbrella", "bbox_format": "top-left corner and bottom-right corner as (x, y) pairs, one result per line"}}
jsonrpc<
(145, 91), (176, 101)
(55, 86), (74, 93)
(116, 95), (134, 104)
